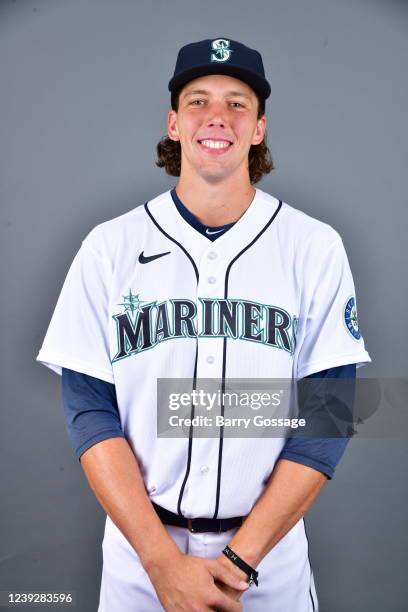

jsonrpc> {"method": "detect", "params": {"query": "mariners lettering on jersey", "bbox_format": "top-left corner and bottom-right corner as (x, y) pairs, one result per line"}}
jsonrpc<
(210, 39), (233, 63)
(112, 290), (299, 363)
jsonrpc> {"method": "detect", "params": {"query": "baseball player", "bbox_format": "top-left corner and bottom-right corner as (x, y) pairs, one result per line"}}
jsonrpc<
(36, 38), (371, 611)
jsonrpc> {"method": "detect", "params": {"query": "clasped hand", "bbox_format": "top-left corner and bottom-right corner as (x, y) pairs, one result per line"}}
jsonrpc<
(147, 550), (250, 611)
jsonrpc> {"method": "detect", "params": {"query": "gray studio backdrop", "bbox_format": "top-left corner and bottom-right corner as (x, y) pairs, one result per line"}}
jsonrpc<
(1, 0), (407, 610)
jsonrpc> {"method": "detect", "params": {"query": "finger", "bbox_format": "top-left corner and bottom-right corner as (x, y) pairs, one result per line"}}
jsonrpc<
(211, 589), (243, 612)
(208, 561), (249, 591)
(214, 583), (241, 603)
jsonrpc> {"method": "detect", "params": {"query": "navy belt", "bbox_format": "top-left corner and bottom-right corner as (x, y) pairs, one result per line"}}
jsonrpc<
(152, 502), (245, 533)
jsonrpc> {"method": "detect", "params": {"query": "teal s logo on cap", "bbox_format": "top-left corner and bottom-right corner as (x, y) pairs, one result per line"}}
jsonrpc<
(210, 39), (233, 63)
(168, 38), (271, 100)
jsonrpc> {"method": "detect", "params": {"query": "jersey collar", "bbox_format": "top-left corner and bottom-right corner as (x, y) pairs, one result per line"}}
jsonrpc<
(145, 188), (281, 268)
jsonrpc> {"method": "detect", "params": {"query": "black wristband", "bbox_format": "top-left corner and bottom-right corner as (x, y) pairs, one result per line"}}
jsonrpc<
(222, 545), (259, 587)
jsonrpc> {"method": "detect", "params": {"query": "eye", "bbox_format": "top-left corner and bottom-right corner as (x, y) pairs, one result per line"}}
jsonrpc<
(230, 101), (244, 108)
(190, 99), (206, 106)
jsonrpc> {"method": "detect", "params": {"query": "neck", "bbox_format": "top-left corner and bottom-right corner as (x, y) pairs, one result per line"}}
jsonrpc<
(175, 172), (256, 226)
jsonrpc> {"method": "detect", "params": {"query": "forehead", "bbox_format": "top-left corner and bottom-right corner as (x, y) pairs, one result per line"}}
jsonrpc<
(180, 74), (257, 100)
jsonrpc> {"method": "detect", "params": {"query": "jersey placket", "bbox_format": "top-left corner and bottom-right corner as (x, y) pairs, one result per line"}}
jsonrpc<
(179, 243), (227, 518)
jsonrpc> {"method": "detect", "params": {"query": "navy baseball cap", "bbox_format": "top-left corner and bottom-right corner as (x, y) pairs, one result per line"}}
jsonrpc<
(168, 38), (271, 102)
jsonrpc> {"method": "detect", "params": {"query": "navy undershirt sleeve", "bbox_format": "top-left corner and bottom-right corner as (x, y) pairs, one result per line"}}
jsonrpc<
(61, 367), (125, 461)
(61, 364), (356, 476)
(278, 363), (356, 479)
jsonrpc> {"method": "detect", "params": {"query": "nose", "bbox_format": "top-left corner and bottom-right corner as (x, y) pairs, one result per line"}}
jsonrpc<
(208, 119), (225, 128)
(206, 102), (227, 128)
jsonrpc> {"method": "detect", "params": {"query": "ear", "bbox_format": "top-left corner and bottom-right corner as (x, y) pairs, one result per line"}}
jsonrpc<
(251, 114), (266, 146)
(167, 109), (180, 142)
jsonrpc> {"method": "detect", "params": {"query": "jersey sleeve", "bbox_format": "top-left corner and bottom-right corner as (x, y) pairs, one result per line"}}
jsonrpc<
(294, 237), (371, 379)
(35, 236), (114, 383)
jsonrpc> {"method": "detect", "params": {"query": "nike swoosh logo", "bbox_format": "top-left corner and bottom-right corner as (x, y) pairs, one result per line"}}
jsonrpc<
(138, 250), (170, 264)
(205, 228), (224, 235)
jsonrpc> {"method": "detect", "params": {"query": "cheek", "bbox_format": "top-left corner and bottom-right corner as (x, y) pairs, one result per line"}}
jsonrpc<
(179, 115), (200, 141)
(232, 118), (257, 143)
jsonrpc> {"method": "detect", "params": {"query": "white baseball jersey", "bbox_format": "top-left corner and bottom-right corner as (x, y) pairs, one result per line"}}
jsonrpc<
(36, 187), (371, 610)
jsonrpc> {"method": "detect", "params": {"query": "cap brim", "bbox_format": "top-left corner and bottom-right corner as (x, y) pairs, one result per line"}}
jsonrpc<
(168, 63), (271, 100)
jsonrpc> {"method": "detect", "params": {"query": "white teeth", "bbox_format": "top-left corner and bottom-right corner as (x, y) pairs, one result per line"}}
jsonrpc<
(200, 139), (231, 149)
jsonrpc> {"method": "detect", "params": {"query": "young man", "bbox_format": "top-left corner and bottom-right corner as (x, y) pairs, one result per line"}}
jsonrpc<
(36, 38), (371, 611)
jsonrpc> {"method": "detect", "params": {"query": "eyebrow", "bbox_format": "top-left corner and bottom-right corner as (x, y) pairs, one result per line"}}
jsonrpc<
(182, 89), (252, 100)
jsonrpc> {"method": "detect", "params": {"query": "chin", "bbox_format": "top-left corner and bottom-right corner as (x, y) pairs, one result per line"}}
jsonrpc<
(197, 169), (232, 184)
(196, 161), (237, 181)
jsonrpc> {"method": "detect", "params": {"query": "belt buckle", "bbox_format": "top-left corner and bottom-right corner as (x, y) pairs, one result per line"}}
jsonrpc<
(187, 517), (225, 533)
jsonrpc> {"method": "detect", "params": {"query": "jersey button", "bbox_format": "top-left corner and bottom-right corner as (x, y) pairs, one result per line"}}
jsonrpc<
(206, 355), (215, 364)
(208, 276), (216, 284)
(200, 465), (209, 474)
(149, 486), (157, 493)
(207, 251), (217, 260)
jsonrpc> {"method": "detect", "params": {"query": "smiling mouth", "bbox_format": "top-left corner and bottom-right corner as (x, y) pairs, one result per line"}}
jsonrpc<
(197, 139), (233, 151)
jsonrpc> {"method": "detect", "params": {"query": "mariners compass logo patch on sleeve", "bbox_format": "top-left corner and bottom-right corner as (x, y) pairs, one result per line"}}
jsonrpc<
(344, 296), (361, 340)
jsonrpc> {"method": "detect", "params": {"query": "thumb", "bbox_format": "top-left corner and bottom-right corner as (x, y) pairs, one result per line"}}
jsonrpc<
(208, 560), (249, 591)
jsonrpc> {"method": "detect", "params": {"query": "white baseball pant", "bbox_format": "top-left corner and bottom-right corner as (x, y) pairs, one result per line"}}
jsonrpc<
(97, 514), (318, 611)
